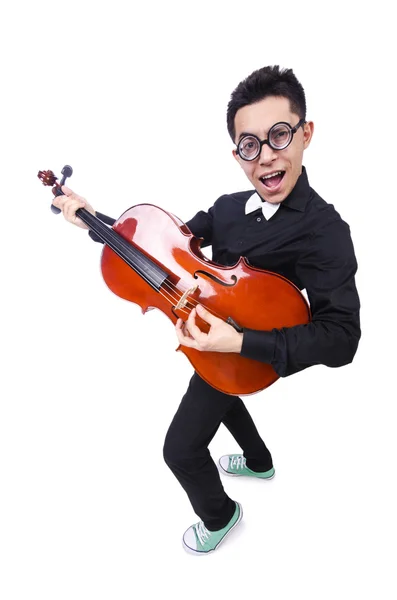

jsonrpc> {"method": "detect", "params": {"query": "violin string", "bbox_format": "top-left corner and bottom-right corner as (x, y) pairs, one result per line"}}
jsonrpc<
(48, 186), (229, 323)
(156, 275), (227, 321)
(158, 287), (210, 324)
(159, 280), (227, 322)
(117, 249), (228, 323)
(138, 260), (231, 322)
(115, 240), (228, 320)
(138, 263), (227, 323)
(94, 214), (214, 306)
(88, 215), (228, 323)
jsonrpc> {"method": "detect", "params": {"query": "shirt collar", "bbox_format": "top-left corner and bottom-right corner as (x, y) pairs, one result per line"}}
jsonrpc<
(245, 193), (281, 220)
(245, 166), (311, 218)
(281, 166), (311, 212)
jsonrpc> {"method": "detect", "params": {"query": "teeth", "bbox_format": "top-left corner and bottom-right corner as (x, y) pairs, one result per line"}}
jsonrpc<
(262, 171), (282, 180)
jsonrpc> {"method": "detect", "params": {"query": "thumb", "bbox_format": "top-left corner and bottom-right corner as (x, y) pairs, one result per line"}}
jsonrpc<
(196, 304), (217, 324)
(61, 185), (74, 197)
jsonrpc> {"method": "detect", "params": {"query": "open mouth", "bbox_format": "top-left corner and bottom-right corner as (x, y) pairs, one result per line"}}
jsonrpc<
(259, 170), (285, 190)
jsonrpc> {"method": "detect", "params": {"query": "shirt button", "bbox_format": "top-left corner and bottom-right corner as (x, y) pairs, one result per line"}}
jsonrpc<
(256, 217), (262, 222)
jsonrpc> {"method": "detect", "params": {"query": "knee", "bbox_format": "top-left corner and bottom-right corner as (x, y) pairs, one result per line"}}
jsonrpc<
(163, 432), (185, 468)
(163, 432), (203, 469)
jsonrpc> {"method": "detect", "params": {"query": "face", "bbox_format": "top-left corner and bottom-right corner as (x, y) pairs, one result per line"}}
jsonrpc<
(233, 96), (314, 204)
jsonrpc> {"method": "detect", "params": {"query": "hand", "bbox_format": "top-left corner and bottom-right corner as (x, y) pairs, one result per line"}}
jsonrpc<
(175, 304), (243, 353)
(52, 185), (96, 230)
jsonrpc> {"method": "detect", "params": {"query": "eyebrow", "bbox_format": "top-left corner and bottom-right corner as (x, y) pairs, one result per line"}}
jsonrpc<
(237, 131), (257, 141)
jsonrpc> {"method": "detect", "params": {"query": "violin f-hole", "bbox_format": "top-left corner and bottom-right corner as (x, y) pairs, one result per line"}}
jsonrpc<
(194, 270), (237, 287)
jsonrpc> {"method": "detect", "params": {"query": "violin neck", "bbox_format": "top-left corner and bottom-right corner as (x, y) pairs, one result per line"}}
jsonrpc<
(75, 207), (112, 236)
(76, 208), (169, 292)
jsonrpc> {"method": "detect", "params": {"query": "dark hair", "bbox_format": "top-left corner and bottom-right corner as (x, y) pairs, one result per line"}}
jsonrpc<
(226, 65), (306, 142)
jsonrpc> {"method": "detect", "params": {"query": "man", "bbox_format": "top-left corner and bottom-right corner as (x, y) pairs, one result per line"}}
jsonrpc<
(53, 65), (361, 555)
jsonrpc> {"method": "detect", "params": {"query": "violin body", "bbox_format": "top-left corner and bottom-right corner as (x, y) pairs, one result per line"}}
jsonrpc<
(38, 168), (311, 396)
(100, 203), (311, 395)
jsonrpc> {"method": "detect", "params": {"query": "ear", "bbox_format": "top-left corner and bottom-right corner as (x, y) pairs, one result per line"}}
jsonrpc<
(303, 121), (314, 150)
(232, 148), (240, 164)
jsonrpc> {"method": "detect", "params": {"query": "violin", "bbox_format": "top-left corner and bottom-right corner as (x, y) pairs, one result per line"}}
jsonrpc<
(38, 166), (311, 396)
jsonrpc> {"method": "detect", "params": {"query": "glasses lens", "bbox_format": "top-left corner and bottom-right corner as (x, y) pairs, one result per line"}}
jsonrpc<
(269, 123), (292, 149)
(238, 136), (260, 160)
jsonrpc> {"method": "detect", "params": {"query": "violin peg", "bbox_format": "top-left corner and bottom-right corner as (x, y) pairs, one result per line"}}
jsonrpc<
(37, 169), (57, 187)
(38, 166), (73, 214)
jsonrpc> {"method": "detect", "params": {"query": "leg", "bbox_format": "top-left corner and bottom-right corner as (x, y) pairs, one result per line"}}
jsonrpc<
(163, 372), (239, 531)
(222, 398), (273, 472)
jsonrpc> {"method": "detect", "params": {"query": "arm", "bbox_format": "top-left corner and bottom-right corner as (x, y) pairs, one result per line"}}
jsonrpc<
(185, 207), (214, 247)
(241, 220), (361, 377)
(52, 186), (116, 236)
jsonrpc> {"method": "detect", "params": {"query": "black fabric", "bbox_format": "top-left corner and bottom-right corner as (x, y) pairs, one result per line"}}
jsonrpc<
(163, 372), (273, 531)
(88, 212), (116, 242)
(91, 167), (361, 378)
(90, 166), (361, 529)
(185, 167), (361, 377)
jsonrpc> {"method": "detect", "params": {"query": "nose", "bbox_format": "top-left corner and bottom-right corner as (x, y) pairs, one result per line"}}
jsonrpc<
(259, 142), (278, 165)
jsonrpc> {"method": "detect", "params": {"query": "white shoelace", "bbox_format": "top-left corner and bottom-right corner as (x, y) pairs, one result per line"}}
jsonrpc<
(230, 455), (246, 470)
(195, 521), (211, 546)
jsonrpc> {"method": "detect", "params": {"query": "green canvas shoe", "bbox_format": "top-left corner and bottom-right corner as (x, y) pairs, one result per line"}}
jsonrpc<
(182, 502), (242, 554)
(218, 454), (275, 479)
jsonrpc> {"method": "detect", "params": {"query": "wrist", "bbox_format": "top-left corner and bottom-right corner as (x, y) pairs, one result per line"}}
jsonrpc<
(234, 332), (243, 353)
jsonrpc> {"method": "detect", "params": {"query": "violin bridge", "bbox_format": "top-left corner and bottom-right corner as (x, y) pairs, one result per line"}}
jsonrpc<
(175, 285), (199, 310)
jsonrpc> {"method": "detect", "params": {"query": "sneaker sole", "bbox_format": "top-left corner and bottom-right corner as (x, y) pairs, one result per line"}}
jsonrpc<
(218, 460), (276, 480)
(182, 502), (243, 555)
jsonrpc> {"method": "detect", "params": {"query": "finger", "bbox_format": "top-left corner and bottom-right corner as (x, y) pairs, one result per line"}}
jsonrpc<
(196, 304), (218, 325)
(186, 308), (207, 345)
(64, 199), (85, 222)
(182, 323), (195, 340)
(176, 318), (194, 340)
(176, 318), (186, 335)
(52, 194), (68, 210)
(61, 185), (74, 197)
(61, 185), (86, 204)
(175, 320), (199, 348)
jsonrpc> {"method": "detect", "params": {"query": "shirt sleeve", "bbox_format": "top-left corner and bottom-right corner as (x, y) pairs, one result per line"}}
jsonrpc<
(185, 207), (214, 248)
(241, 219), (361, 377)
(90, 209), (215, 247)
(88, 212), (116, 243)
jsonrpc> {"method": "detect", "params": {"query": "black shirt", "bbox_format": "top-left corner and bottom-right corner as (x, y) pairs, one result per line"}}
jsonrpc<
(91, 167), (361, 378)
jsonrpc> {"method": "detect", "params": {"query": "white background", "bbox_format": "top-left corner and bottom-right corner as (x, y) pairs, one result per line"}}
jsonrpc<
(1, 1), (396, 599)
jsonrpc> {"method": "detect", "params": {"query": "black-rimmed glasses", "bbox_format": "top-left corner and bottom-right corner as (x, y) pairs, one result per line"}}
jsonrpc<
(236, 118), (306, 161)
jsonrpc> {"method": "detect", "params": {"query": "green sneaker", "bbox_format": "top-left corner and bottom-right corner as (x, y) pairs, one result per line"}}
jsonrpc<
(218, 454), (275, 479)
(182, 502), (242, 554)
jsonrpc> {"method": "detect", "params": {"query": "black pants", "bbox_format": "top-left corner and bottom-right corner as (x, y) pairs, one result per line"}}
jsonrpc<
(163, 372), (273, 531)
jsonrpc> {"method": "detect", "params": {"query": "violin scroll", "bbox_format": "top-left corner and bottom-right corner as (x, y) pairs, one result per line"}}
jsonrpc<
(38, 169), (57, 187)
(37, 165), (73, 213)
